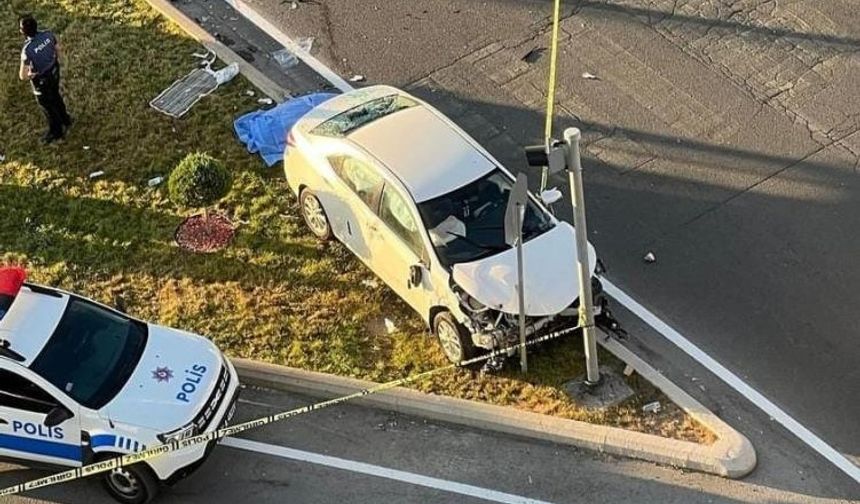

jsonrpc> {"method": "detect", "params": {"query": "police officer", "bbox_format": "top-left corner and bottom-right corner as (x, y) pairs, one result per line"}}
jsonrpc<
(18, 15), (71, 144)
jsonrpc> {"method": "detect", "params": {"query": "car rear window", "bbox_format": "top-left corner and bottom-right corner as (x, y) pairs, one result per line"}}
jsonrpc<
(311, 95), (418, 137)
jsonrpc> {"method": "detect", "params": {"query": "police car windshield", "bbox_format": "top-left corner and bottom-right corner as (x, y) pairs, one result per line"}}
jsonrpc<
(29, 297), (147, 409)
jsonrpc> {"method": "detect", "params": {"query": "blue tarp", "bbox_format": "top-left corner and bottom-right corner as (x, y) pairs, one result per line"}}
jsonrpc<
(234, 93), (336, 167)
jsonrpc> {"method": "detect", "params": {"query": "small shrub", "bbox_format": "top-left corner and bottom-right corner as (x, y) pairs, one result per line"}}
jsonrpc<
(169, 152), (232, 210)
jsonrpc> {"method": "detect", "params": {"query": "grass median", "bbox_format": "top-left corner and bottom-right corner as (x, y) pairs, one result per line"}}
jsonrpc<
(0, 0), (712, 444)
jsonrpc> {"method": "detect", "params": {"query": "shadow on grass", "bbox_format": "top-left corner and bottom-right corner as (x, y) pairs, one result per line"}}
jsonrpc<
(0, 183), (341, 289)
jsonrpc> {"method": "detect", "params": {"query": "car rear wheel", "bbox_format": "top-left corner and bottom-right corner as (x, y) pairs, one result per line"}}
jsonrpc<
(433, 311), (475, 364)
(300, 189), (332, 241)
(101, 459), (159, 504)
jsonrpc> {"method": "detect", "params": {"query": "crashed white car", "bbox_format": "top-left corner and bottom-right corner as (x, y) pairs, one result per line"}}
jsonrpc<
(285, 86), (606, 365)
(0, 278), (239, 504)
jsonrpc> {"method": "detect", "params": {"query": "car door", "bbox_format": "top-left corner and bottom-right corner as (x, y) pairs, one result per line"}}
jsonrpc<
(366, 183), (435, 318)
(325, 154), (385, 262)
(0, 365), (82, 467)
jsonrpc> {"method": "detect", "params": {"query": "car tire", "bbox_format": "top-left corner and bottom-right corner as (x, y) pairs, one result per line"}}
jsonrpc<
(100, 458), (160, 504)
(433, 311), (476, 364)
(299, 189), (333, 241)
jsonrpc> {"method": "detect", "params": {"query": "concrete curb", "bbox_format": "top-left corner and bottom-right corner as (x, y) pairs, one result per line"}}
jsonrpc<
(145, 0), (289, 102)
(144, 0), (755, 479)
(234, 329), (755, 478)
(599, 337), (756, 477)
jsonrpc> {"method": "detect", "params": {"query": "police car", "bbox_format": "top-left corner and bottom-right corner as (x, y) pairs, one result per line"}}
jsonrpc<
(0, 269), (239, 503)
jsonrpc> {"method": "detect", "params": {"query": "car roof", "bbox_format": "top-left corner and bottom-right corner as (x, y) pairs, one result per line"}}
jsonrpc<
(347, 103), (496, 202)
(0, 286), (68, 366)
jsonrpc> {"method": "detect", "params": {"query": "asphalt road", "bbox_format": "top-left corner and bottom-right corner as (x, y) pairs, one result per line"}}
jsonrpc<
(19, 0), (851, 501)
(235, 0), (860, 483)
(1, 385), (853, 503)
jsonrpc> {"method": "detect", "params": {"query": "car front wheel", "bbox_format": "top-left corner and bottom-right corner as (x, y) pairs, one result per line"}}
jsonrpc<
(433, 311), (475, 364)
(300, 189), (332, 240)
(101, 460), (159, 504)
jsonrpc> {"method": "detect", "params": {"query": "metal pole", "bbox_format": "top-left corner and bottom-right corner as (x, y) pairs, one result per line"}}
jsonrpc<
(564, 127), (600, 385)
(515, 202), (528, 373)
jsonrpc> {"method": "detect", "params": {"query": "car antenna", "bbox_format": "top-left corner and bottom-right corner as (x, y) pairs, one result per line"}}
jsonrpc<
(0, 339), (26, 362)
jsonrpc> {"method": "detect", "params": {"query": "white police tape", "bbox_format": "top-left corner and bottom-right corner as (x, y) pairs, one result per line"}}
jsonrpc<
(0, 324), (583, 497)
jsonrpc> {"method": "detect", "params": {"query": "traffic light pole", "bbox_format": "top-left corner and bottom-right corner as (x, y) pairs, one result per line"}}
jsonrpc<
(564, 127), (601, 386)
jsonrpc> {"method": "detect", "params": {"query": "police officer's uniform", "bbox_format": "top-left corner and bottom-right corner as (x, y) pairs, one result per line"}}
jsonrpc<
(21, 30), (70, 141)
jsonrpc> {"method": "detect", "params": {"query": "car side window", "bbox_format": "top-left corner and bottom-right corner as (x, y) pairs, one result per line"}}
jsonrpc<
(380, 185), (426, 261)
(329, 156), (384, 209)
(0, 369), (58, 414)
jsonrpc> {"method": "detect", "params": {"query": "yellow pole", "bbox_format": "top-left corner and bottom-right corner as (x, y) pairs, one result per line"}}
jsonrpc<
(541, 0), (563, 192)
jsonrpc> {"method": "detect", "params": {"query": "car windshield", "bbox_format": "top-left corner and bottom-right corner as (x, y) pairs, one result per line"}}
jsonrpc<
(417, 169), (555, 268)
(29, 297), (147, 409)
(311, 95), (418, 137)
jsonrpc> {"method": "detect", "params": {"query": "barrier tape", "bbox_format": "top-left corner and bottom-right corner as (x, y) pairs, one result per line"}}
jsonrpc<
(540, 0), (563, 192)
(0, 324), (583, 497)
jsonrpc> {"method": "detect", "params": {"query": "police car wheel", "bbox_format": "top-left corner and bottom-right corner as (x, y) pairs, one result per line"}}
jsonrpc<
(101, 461), (159, 504)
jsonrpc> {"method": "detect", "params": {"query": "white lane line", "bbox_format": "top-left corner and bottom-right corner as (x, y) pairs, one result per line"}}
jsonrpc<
(238, 398), (279, 408)
(218, 0), (859, 484)
(602, 278), (860, 484)
(222, 0), (354, 92)
(223, 437), (556, 504)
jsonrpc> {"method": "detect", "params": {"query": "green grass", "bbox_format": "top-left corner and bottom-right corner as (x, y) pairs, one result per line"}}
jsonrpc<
(0, 0), (711, 443)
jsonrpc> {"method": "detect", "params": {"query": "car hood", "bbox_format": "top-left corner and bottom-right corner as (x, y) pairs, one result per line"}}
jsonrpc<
(102, 325), (223, 432)
(451, 222), (597, 316)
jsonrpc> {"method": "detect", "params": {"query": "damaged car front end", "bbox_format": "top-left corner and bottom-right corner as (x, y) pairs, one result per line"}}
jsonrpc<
(450, 273), (614, 370)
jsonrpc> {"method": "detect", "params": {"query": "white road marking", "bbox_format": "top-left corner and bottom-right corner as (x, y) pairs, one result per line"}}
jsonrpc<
(217, 0), (859, 484)
(223, 437), (557, 504)
(602, 279), (860, 484)
(222, 0), (353, 92)
(238, 398), (279, 408)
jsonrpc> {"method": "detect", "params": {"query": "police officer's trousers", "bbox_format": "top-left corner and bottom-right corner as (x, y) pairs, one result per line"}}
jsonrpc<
(32, 65), (70, 139)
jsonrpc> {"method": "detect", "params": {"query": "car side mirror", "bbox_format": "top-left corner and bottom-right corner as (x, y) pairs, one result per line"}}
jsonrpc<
(540, 188), (563, 206)
(408, 264), (423, 289)
(44, 405), (73, 428)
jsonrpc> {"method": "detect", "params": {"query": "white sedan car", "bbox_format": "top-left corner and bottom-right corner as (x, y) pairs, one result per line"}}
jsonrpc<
(284, 86), (605, 365)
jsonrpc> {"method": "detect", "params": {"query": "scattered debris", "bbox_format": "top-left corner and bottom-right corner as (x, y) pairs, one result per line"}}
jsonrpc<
(151, 64), (238, 118)
(349, 74), (366, 83)
(384, 318), (398, 334)
(581, 72), (600, 80)
(0, 154), (5, 162)
(642, 401), (662, 414)
(527, 475), (533, 485)
(212, 62), (239, 85)
(147, 176), (164, 187)
(257, 97), (274, 105)
(643, 251), (656, 263)
(192, 51), (210, 59)
(361, 279), (379, 288)
(88, 171), (105, 179)
(83, 145), (91, 150)
(623, 364), (635, 376)
(290, 1), (298, 9)
(245, 89), (256, 97)
(521, 47), (546, 64)
(272, 37), (314, 70)
(272, 48), (299, 69)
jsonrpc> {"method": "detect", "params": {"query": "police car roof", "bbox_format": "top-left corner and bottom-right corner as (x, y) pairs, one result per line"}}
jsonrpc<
(0, 285), (68, 366)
